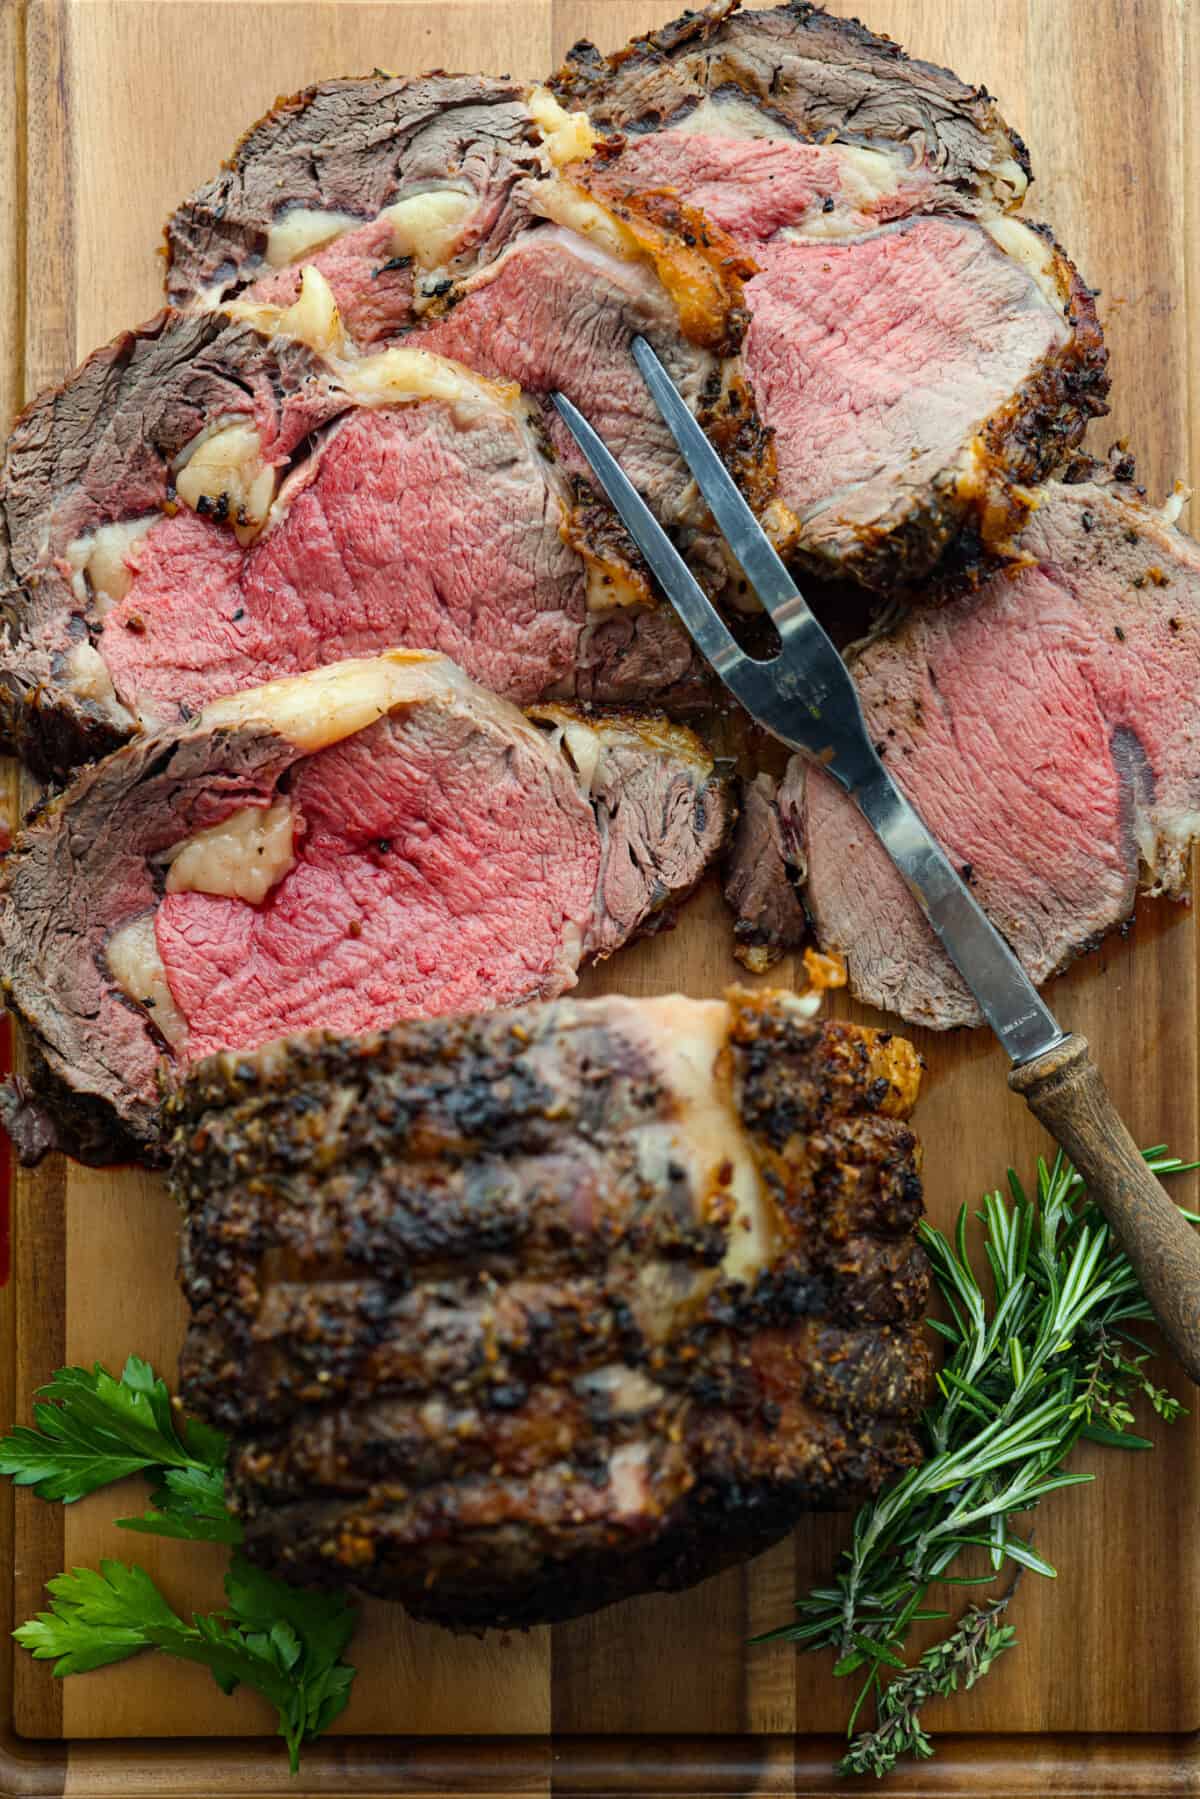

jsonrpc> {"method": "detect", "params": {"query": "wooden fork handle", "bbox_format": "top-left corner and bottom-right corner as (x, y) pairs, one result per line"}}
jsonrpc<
(1010, 1034), (1200, 1385)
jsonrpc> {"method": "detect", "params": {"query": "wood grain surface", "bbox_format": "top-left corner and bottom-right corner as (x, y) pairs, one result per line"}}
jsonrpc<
(2, 0), (1199, 1787)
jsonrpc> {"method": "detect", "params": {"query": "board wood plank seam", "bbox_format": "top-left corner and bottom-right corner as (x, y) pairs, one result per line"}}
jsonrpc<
(1, 0), (1200, 1792)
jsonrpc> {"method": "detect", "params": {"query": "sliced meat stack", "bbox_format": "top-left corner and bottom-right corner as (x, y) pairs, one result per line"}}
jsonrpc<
(0, 652), (729, 1163)
(552, 0), (1107, 588)
(753, 460), (1200, 1028)
(2, 152), (772, 775)
(165, 6), (1106, 598)
(169, 986), (931, 1629)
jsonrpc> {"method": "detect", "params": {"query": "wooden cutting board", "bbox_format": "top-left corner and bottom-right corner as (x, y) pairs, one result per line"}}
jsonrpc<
(2, 1), (1200, 1791)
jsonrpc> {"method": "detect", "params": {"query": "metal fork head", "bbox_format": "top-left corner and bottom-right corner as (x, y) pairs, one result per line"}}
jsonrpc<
(550, 382), (875, 786)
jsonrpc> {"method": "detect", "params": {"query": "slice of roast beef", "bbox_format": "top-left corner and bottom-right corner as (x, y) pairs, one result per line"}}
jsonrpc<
(165, 75), (545, 321)
(0, 652), (730, 1164)
(560, 1), (1107, 589)
(1, 182), (767, 776)
(552, 0), (1029, 211)
(167, 985), (931, 1629)
(778, 460), (1200, 1028)
(723, 770), (808, 971)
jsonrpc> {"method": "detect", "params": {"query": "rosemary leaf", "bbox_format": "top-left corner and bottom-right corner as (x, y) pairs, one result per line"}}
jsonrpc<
(766, 1146), (1194, 1779)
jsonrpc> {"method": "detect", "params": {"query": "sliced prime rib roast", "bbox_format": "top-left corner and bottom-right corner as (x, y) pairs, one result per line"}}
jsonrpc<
(551, 0), (1108, 590)
(2, 158), (772, 776)
(165, 75), (544, 322)
(163, 7), (1105, 597)
(168, 985), (930, 1629)
(0, 652), (729, 1164)
(746, 459), (1200, 1029)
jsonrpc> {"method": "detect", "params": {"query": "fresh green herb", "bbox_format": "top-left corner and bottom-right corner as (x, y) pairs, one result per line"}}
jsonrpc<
(836, 1587), (1019, 1777)
(1, 1356), (358, 1769)
(15, 1555), (355, 1771)
(0, 1355), (223, 1504)
(764, 1147), (1196, 1778)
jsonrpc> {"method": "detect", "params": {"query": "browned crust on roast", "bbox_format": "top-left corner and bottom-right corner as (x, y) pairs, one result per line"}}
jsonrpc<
(168, 989), (930, 1627)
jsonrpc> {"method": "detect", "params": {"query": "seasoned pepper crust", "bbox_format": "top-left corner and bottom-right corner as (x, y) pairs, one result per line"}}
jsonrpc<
(168, 988), (930, 1631)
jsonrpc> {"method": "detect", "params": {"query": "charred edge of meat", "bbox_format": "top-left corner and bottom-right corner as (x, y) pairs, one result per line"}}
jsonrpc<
(163, 73), (538, 306)
(0, 676), (128, 783)
(723, 773), (808, 973)
(578, 180), (757, 357)
(783, 226), (1108, 596)
(910, 280), (1111, 603)
(0, 1038), (157, 1167)
(0, 1059), (140, 1167)
(550, 0), (1031, 190)
(973, 223), (1108, 513)
(561, 474), (658, 609)
(230, 1435), (924, 1629)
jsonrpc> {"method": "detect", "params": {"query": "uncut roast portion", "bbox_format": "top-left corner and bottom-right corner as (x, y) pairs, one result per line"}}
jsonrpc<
(169, 986), (930, 1630)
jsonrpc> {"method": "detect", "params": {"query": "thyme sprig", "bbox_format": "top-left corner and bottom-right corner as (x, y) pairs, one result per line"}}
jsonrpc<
(837, 1586), (1019, 1777)
(763, 1147), (1196, 1776)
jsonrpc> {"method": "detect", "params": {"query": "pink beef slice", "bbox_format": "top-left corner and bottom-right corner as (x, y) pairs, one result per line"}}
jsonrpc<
(780, 466), (1200, 1030)
(549, 2), (1108, 588)
(0, 312), (340, 772)
(105, 228), (752, 726)
(415, 226), (752, 592)
(0, 289), (722, 775)
(97, 403), (587, 718)
(165, 75), (544, 317)
(583, 126), (1107, 590)
(153, 709), (599, 1061)
(0, 655), (731, 1164)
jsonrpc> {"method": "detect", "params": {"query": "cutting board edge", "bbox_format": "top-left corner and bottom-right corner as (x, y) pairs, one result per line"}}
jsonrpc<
(1, 1727), (1200, 1798)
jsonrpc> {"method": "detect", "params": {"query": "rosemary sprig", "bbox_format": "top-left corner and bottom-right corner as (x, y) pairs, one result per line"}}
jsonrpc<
(764, 1146), (1196, 1777)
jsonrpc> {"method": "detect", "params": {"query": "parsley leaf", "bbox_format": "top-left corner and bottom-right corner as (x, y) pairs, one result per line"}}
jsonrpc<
(14, 1555), (357, 1770)
(2, 1355), (360, 1769)
(118, 1464), (244, 1545)
(0, 1356), (224, 1503)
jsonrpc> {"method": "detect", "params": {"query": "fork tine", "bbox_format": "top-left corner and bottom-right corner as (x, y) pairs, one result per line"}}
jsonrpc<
(550, 390), (750, 686)
(630, 336), (807, 634)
